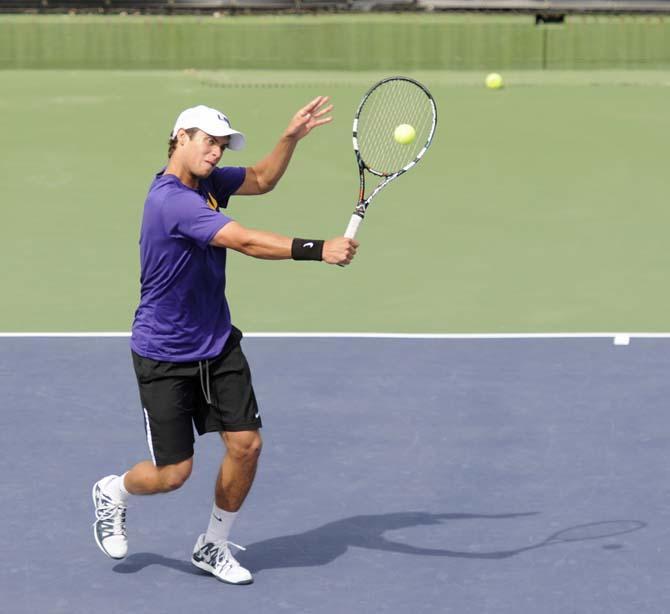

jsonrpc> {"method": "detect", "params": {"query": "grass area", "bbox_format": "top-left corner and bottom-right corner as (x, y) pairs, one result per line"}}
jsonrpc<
(193, 69), (670, 87)
(2, 69), (669, 332)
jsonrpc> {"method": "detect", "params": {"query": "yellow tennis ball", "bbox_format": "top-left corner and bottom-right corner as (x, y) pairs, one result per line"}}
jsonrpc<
(485, 73), (504, 89)
(393, 124), (416, 145)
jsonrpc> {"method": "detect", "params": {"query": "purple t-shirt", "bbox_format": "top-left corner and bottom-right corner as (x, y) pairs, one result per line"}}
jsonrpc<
(131, 166), (246, 362)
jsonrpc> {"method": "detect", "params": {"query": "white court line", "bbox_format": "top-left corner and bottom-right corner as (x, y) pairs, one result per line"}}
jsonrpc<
(0, 332), (131, 338)
(0, 332), (669, 339)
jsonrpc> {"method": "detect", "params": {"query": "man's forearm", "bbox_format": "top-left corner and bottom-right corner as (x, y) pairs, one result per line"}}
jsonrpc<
(210, 222), (355, 265)
(233, 229), (292, 260)
(210, 224), (292, 259)
(252, 135), (300, 192)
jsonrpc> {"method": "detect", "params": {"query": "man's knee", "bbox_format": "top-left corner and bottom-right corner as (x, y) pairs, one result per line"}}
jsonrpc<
(158, 457), (193, 491)
(223, 431), (263, 463)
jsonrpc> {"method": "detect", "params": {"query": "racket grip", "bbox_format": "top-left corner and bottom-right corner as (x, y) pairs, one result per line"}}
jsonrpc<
(344, 214), (363, 239)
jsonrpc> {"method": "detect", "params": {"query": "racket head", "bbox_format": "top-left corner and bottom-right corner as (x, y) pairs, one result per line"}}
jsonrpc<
(548, 520), (646, 544)
(353, 76), (437, 177)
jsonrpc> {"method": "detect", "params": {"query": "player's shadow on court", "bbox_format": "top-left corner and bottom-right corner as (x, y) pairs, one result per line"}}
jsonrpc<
(244, 511), (535, 572)
(243, 513), (646, 573)
(112, 512), (646, 576)
(113, 552), (203, 577)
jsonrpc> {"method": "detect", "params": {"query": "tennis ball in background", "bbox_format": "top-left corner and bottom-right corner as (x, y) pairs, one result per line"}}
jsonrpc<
(394, 124), (416, 145)
(485, 73), (504, 89)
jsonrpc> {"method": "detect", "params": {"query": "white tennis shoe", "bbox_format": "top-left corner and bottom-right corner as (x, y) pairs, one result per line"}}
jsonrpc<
(191, 534), (253, 585)
(92, 475), (128, 559)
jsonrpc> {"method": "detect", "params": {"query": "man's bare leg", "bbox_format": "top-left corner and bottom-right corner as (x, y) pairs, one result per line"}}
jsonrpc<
(192, 430), (262, 585)
(124, 457), (194, 494)
(216, 431), (263, 511)
(93, 457), (193, 559)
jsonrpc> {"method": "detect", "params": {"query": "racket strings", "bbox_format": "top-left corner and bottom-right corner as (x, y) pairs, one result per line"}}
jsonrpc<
(548, 520), (645, 543)
(357, 79), (435, 176)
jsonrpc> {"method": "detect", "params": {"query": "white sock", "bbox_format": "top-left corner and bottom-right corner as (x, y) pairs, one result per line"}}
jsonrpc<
(104, 473), (130, 503)
(205, 504), (237, 543)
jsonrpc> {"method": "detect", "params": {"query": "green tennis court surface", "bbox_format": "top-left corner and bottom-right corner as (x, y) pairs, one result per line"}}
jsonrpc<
(2, 69), (668, 332)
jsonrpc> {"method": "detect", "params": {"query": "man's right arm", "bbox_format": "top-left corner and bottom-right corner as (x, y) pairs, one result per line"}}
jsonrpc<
(211, 221), (358, 266)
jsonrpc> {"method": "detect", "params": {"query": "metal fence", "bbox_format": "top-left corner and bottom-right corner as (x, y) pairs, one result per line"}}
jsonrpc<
(1, 0), (669, 12)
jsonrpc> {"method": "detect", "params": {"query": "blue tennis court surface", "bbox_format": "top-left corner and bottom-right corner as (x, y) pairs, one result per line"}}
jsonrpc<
(2, 336), (669, 613)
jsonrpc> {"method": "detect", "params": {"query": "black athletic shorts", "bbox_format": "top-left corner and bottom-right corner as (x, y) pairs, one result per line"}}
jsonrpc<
(131, 327), (261, 466)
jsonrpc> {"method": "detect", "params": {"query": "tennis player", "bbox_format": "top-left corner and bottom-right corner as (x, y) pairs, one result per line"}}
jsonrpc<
(92, 98), (358, 585)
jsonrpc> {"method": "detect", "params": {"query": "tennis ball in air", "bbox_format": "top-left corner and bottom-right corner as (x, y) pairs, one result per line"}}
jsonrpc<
(394, 124), (416, 145)
(485, 73), (504, 89)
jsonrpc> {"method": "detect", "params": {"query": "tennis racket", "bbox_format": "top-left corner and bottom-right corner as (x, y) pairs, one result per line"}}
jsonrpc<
(510, 520), (647, 557)
(343, 76), (438, 239)
(483, 520), (646, 559)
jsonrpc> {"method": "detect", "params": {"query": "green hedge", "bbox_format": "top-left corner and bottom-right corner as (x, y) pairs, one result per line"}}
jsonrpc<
(1, 14), (669, 70)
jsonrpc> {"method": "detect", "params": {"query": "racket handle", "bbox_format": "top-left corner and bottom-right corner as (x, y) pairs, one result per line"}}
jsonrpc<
(337, 214), (363, 268)
(344, 214), (363, 239)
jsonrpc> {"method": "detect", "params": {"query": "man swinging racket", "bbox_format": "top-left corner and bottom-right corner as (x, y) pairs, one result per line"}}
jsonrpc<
(92, 97), (358, 585)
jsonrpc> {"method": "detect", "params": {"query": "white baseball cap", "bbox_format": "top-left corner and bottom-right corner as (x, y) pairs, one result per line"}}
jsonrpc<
(171, 105), (246, 151)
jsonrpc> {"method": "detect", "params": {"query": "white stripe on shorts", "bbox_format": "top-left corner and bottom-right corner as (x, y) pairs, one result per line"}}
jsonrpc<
(143, 407), (157, 466)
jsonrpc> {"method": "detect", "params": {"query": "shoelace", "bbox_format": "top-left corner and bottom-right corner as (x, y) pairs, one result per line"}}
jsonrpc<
(210, 540), (247, 572)
(94, 492), (127, 538)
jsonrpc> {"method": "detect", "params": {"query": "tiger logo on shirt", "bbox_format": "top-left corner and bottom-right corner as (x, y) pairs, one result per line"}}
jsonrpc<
(207, 193), (219, 211)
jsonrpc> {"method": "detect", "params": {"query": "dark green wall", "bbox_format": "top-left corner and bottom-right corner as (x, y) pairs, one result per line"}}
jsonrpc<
(2, 14), (669, 70)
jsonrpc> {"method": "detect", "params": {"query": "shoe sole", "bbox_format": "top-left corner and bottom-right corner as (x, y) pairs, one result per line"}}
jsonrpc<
(92, 483), (126, 560)
(191, 557), (253, 585)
